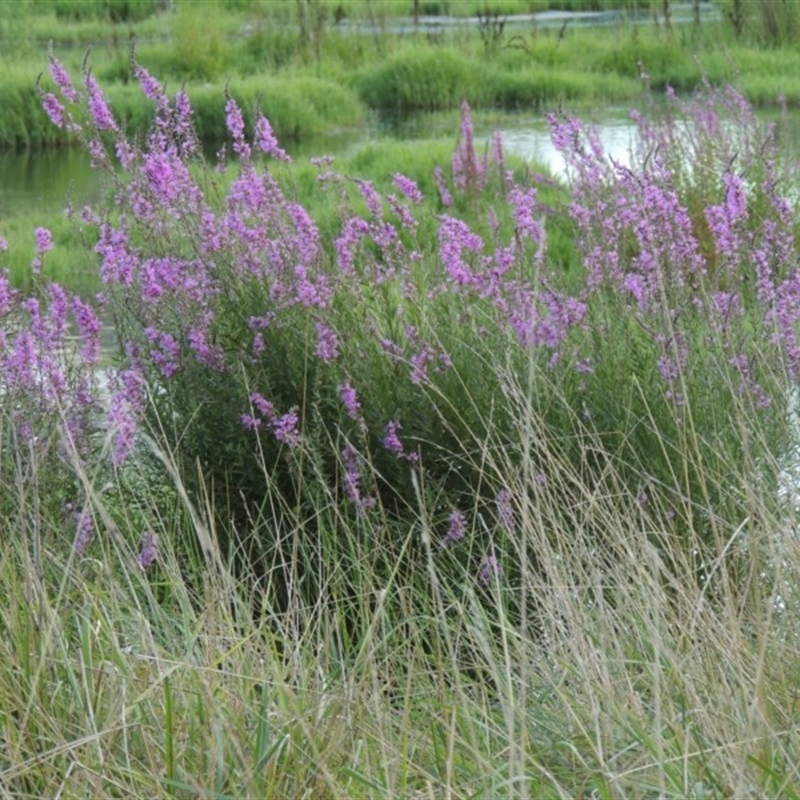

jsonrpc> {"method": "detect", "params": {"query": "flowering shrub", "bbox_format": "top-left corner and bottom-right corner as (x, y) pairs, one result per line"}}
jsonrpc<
(14, 53), (800, 592)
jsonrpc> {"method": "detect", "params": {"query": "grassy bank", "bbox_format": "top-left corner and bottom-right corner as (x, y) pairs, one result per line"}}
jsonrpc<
(4, 2), (800, 150)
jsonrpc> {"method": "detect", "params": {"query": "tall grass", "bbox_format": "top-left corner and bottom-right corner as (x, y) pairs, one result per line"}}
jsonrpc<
(354, 43), (641, 114)
(2, 361), (800, 796)
(109, 74), (366, 145)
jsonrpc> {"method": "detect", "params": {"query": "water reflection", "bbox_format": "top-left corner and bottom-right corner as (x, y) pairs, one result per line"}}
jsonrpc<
(0, 146), (102, 217)
(368, 106), (639, 175)
(1, 112), (591, 221)
(491, 113), (636, 174)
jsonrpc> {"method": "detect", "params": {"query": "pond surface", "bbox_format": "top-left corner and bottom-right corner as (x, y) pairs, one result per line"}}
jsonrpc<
(0, 146), (104, 218)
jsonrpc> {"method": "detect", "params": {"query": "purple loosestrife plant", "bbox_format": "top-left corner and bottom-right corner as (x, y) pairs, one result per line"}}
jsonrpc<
(138, 531), (159, 570)
(74, 506), (94, 555)
(544, 81), (795, 542)
(48, 50), (79, 104)
(433, 165), (453, 208)
(338, 381), (361, 420)
(341, 445), (376, 517)
(41, 93), (65, 128)
(452, 101), (485, 197)
(85, 73), (117, 132)
(35, 57), (799, 595)
(440, 509), (466, 549)
(495, 489), (515, 533)
(478, 554), (502, 586)
(383, 421), (408, 459)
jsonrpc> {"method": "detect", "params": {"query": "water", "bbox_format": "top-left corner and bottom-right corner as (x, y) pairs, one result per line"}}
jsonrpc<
(0, 146), (103, 218)
(333, 2), (721, 36)
(490, 111), (637, 174)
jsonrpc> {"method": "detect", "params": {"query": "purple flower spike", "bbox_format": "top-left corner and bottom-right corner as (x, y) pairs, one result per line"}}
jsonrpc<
(383, 420), (405, 457)
(392, 173), (423, 205)
(255, 114), (290, 162)
(341, 446), (376, 516)
(434, 165), (453, 207)
(35, 227), (54, 254)
(49, 54), (79, 103)
(75, 507), (93, 555)
(272, 411), (301, 448)
(138, 531), (159, 570)
(42, 93), (65, 128)
(85, 73), (117, 131)
(440, 509), (466, 549)
(496, 489), (515, 532)
(134, 65), (162, 101)
(315, 321), (340, 362)
(478, 554), (502, 585)
(225, 96), (250, 160)
(338, 381), (361, 419)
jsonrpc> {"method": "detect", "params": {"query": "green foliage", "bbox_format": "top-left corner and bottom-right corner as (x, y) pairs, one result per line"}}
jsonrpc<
(356, 46), (480, 113)
(6, 5), (800, 151)
(2, 345), (800, 796)
(52, 0), (159, 23)
(354, 38), (642, 115)
(719, 0), (800, 45)
(485, 62), (639, 107)
(0, 67), (72, 151)
(240, 26), (302, 72)
(167, 1), (231, 79)
(595, 29), (702, 92)
(5, 39), (800, 794)
(99, 74), (365, 145)
(343, 138), (454, 202)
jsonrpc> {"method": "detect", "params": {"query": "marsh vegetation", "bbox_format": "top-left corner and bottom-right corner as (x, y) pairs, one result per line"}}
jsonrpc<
(4, 2), (800, 797)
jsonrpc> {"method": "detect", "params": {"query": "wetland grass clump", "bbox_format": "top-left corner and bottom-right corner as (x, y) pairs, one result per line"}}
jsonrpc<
(5, 394), (800, 797)
(11, 55), (366, 152)
(482, 63), (639, 108)
(355, 46), (481, 113)
(0, 66), (77, 150)
(105, 74), (365, 147)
